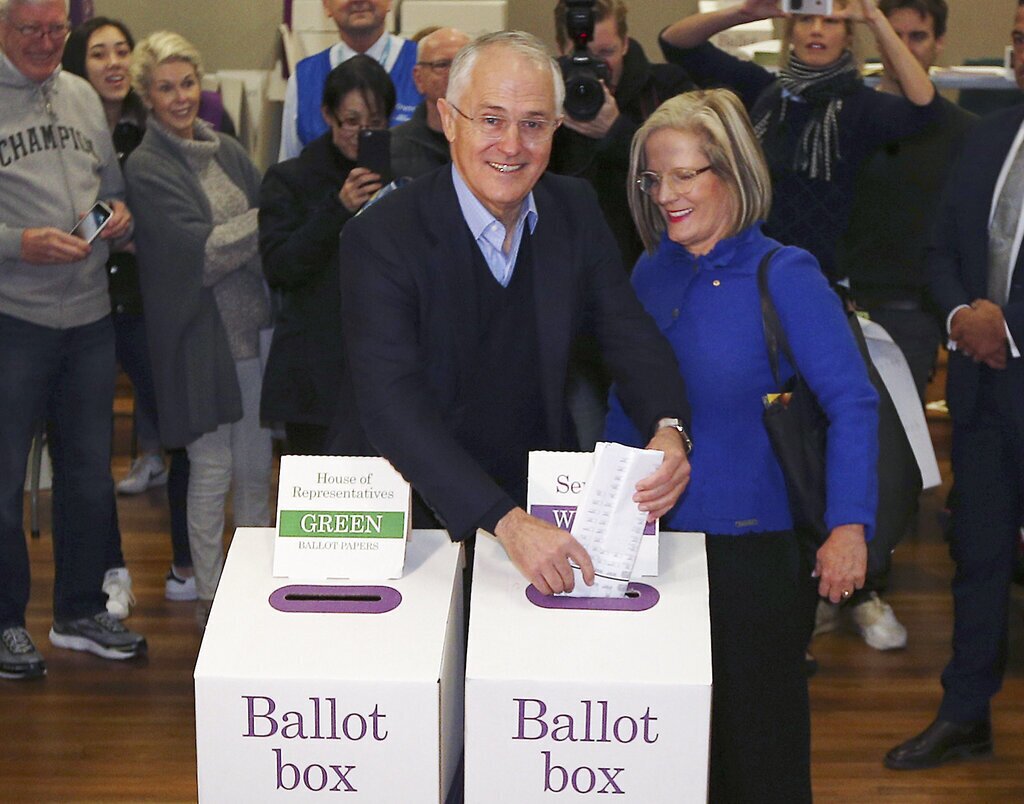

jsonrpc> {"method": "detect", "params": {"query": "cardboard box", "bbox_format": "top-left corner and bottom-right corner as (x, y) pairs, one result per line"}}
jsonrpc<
(465, 532), (711, 802)
(195, 528), (464, 802)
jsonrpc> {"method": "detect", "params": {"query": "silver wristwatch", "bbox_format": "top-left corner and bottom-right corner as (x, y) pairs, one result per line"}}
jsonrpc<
(656, 417), (693, 455)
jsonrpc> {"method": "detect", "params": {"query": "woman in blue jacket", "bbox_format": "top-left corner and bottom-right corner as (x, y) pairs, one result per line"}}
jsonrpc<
(604, 89), (877, 802)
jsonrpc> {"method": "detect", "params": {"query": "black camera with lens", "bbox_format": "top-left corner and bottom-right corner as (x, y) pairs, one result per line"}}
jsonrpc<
(557, 0), (610, 122)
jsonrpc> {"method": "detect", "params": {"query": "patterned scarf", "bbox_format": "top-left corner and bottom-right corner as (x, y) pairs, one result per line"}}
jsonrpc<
(753, 51), (861, 182)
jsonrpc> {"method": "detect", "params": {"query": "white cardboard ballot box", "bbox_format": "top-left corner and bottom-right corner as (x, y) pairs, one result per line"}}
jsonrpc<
(465, 531), (711, 802)
(194, 528), (464, 803)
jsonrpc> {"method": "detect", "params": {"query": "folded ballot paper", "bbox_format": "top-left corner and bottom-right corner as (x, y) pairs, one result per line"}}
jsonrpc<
(563, 442), (664, 599)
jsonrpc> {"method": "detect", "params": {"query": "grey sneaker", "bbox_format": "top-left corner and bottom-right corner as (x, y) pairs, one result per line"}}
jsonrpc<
(49, 612), (147, 660)
(0, 626), (46, 680)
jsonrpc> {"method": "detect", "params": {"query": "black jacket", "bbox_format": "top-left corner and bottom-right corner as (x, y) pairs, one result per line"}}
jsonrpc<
(258, 133), (361, 434)
(334, 166), (690, 540)
(549, 39), (695, 269)
(391, 102), (450, 180)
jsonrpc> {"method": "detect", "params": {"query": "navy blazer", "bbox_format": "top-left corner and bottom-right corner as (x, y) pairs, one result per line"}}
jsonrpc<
(335, 166), (690, 540)
(929, 104), (1024, 426)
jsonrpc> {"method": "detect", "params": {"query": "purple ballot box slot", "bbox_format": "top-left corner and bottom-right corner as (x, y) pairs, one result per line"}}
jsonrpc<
(268, 584), (402, 614)
(525, 582), (660, 611)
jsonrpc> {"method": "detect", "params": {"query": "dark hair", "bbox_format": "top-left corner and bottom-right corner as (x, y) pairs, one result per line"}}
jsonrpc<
(878, 0), (948, 39)
(62, 17), (146, 122)
(321, 54), (397, 120)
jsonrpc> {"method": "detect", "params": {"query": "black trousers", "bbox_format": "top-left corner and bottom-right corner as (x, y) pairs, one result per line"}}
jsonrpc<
(940, 371), (1024, 723)
(705, 531), (817, 804)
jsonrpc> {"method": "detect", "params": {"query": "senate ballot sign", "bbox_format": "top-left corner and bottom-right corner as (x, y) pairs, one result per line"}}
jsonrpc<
(273, 455), (411, 579)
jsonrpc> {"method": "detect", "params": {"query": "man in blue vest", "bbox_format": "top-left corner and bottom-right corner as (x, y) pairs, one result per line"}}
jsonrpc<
(279, 0), (421, 160)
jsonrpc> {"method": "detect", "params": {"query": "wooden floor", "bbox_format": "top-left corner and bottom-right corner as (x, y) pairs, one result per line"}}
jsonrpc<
(1, 373), (1022, 803)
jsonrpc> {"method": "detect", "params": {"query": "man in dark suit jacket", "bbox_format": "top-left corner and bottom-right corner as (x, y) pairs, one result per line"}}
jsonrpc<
(885, 2), (1024, 771)
(335, 31), (692, 595)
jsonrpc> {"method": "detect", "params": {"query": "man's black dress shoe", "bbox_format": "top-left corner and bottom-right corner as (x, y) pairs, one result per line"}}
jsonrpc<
(884, 717), (992, 770)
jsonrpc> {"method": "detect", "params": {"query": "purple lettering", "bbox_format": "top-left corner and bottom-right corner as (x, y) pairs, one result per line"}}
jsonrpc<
(514, 698), (548, 740)
(543, 751), (568, 792)
(274, 748), (299, 790)
(572, 765), (596, 794)
(331, 765), (357, 792)
(243, 695), (277, 737)
(613, 715), (638, 743)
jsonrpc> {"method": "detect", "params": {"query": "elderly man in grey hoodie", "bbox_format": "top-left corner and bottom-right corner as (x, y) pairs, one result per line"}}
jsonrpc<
(0, 0), (146, 681)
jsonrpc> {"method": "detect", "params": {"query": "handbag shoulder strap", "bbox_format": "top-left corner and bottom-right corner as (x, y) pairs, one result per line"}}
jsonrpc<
(757, 247), (794, 389)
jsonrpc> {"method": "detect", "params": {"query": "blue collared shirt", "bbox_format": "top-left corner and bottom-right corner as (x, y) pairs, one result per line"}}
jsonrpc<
(451, 165), (538, 287)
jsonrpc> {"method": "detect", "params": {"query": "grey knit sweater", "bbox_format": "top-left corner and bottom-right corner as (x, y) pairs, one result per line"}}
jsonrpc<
(146, 118), (269, 359)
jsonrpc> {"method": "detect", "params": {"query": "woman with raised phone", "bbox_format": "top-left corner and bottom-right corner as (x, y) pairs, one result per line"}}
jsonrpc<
(659, 0), (939, 283)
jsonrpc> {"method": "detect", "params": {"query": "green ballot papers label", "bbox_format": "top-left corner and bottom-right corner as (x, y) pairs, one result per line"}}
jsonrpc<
(273, 456), (411, 579)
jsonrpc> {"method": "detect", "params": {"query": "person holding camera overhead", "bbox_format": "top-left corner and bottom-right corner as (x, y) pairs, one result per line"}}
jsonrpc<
(258, 56), (394, 456)
(659, 0), (939, 284)
(549, 0), (695, 270)
(125, 32), (272, 628)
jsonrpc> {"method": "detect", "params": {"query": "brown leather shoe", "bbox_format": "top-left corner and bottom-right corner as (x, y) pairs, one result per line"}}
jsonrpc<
(884, 717), (992, 770)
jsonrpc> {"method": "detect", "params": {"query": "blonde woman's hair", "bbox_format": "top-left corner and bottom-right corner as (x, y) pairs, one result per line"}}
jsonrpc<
(778, 0), (861, 69)
(130, 30), (204, 98)
(628, 89), (772, 254)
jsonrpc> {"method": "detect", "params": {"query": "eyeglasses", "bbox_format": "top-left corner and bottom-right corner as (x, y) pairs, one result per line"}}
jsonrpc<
(331, 112), (387, 132)
(448, 103), (560, 146)
(11, 22), (71, 40)
(416, 59), (453, 73)
(635, 165), (713, 197)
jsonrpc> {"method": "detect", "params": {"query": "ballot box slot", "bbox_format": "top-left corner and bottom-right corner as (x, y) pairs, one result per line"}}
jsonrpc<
(268, 584), (402, 613)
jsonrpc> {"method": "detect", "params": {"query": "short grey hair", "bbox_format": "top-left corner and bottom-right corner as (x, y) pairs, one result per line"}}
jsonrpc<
(446, 30), (564, 116)
(130, 30), (204, 98)
(0, 0), (67, 20)
(628, 89), (772, 254)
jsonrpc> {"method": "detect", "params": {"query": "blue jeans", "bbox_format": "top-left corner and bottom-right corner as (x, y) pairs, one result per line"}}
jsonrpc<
(0, 312), (115, 626)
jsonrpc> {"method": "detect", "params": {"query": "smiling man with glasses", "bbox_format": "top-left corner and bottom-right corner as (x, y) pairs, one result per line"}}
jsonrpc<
(391, 27), (470, 179)
(331, 31), (692, 598)
(0, 0), (147, 680)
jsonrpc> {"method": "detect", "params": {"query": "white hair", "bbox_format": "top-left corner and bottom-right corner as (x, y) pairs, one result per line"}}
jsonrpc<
(446, 30), (565, 116)
(0, 0), (68, 19)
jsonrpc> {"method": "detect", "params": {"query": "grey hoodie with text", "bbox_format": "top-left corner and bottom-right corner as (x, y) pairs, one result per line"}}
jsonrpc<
(0, 53), (124, 328)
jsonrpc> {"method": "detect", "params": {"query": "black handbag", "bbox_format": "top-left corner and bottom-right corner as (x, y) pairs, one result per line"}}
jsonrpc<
(758, 250), (922, 577)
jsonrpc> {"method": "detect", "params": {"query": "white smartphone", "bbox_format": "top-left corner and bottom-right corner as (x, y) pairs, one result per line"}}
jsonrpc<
(782, 0), (834, 14)
(69, 201), (113, 243)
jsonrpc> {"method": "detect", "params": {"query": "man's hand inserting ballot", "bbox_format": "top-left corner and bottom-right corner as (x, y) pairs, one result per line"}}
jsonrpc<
(493, 507), (596, 595)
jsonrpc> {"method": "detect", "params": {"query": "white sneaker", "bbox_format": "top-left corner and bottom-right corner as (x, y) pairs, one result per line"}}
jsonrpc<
(813, 599), (841, 636)
(102, 567), (135, 620)
(165, 567), (198, 601)
(116, 454), (167, 495)
(851, 592), (907, 651)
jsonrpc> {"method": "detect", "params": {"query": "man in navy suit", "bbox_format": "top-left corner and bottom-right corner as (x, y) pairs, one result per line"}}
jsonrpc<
(335, 31), (692, 595)
(885, 1), (1024, 770)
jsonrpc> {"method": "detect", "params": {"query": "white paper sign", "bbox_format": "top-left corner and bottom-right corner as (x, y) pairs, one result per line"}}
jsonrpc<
(527, 448), (659, 578)
(273, 456), (410, 579)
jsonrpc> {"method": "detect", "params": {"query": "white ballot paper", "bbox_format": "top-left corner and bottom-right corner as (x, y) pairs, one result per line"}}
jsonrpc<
(564, 442), (664, 598)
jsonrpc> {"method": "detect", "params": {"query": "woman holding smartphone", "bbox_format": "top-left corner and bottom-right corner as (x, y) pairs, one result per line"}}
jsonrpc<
(125, 32), (272, 627)
(258, 56), (394, 455)
(659, 0), (938, 283)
